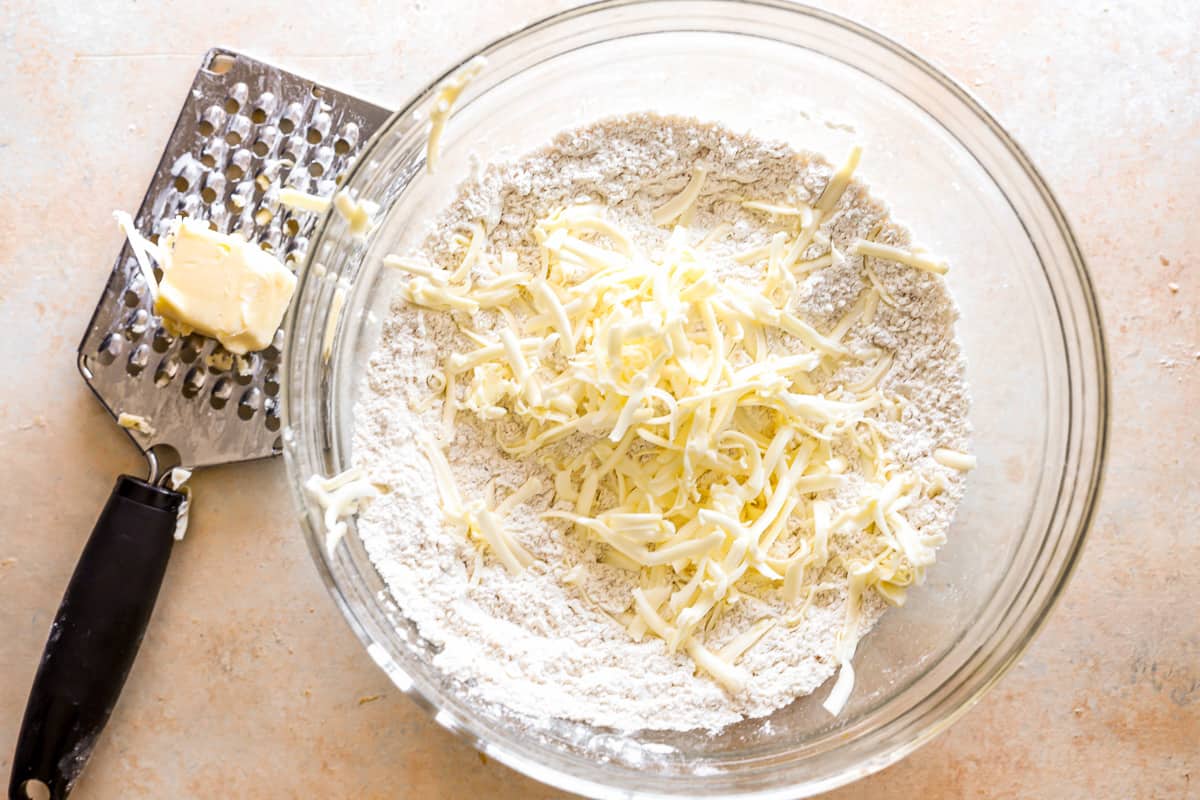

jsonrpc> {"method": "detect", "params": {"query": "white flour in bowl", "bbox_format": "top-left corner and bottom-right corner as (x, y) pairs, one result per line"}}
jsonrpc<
(351, 114), (970, 732)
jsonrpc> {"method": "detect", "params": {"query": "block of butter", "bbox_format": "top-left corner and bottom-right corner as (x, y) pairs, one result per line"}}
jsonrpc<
(156, 219), (297, 354)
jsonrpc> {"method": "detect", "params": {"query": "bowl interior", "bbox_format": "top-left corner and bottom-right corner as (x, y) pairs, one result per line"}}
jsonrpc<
(283, 3), (1105, 797)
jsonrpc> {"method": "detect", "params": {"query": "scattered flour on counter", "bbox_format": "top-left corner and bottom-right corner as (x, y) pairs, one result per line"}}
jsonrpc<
(352, 114), (970, 732)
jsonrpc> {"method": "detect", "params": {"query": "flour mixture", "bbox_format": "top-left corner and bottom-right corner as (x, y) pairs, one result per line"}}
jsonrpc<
(350, 114), (971, 732)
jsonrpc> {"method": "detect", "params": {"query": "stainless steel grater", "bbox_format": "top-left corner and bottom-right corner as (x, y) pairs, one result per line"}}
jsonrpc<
(11, 49), (392, 800)
(78, 48), (392, 475)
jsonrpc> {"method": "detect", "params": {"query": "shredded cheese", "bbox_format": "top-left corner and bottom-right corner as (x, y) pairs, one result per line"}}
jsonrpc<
(322, 280), (349, 363)
(426, 56), (487, 173)
(652, 166), (708, 226)
(113, 210), (162, 300)
(390, 178), (958, 706)
(117, 412), (155, 436)
(168, 467), (193, 541)
(333, 190), (379, 237)
(278, 187), (332, 214)
(850, 239), (949, 275)
(934, 447), (976, 471)
(305, 467), (385, 554)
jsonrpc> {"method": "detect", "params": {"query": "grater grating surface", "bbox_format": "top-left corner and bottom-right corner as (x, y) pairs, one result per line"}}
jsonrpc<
(77, 48), (390, 471)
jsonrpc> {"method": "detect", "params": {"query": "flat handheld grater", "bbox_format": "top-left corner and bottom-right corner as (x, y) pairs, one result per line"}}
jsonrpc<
(10, 49), (392, 800)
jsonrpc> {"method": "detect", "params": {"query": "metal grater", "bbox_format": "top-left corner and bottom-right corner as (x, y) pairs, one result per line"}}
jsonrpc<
(11, 49), (394, 800)
(78, 48), (391, 473)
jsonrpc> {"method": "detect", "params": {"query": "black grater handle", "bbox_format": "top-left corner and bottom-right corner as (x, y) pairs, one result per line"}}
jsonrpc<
(9, 476), (183, 800)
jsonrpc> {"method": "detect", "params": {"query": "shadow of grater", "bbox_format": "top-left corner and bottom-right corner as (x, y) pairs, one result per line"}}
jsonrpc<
(10, 49), (392, 800)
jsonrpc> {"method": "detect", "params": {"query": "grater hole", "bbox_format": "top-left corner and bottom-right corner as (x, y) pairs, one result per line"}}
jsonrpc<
(98, 333), (122, 365)
(251, 108), (267, 124)
(182, 366), (206, 398)
(284, 217), (300, 237)
(205, 345), (234, 373)
(198, 120), (215, 137)
(272, 435), (284, 455)
(254, 208), (273, 226)
(238, 387), (262, 420)
(311, 85), (325, 98)
(125, 308), (150, 338)
(334, 138), (350, 155)
(308, 162), (324, 177)
(206, 52), (236, 75)
(233, 353), (257, 384)
(252, 140), (269, 157)
(263, 329), (285, 361)
(152, 327), (174, 353)
(224, 98), (240, 114)
(174, 175), (189, 192)
(201, 186), (217, 203)
(225, 163), (244, 180)
(201, 152), (216, 168)
(127, 343), (150, 375)
(264, 366), (280, 396)
(154, 356), (179, 387)
(225, 130), (242, 145)
(123, 288), (141, 308)
(179, 334), (204, 364)
(264, 397), (281, 430)
(279, 118), (295, 134)
(306, 128), (322, 145)
(210, 377), (233, 409)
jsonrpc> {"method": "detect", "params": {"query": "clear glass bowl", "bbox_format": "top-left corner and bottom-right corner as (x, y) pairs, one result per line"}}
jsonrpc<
(281, 2), (1108, 797)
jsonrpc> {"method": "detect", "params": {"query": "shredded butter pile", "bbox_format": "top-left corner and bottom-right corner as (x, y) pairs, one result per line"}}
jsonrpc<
(387, 152), (970, 712)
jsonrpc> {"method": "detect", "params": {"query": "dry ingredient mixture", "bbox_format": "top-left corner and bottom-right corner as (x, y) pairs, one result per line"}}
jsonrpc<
(348, 114), (971, 732)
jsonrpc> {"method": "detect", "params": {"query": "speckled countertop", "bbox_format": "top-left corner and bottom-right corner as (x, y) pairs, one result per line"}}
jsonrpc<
(1, 1), (1196, 797)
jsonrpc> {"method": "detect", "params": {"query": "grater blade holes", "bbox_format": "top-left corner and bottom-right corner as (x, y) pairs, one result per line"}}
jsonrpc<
(154, 355), (179, 387)
(127, 344), (151, 376)
(205, 52), (236, 75)
(233, 353), (257, 384)
(264, 396), (281, 430)
(182, 366), (206, 398)
(179, 334), (204, 364)
(237, 387), (262, 419)
(210, 377), (233, 409)
(152, 326), (174, 353)
(262, 329), (285, 361)
(98, 332), (122, 365)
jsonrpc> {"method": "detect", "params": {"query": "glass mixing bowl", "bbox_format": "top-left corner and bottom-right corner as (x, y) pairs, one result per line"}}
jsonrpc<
(281, 2), (1109, 796)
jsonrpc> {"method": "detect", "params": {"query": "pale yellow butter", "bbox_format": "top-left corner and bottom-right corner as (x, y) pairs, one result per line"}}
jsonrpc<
(156, 220), (297, 354)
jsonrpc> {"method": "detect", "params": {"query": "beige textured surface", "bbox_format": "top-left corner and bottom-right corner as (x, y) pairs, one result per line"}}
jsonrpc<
(1, 1), (1197, 798)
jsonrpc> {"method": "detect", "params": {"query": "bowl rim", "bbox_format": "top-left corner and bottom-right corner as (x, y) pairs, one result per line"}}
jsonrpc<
(283, 1), (1110, 796)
